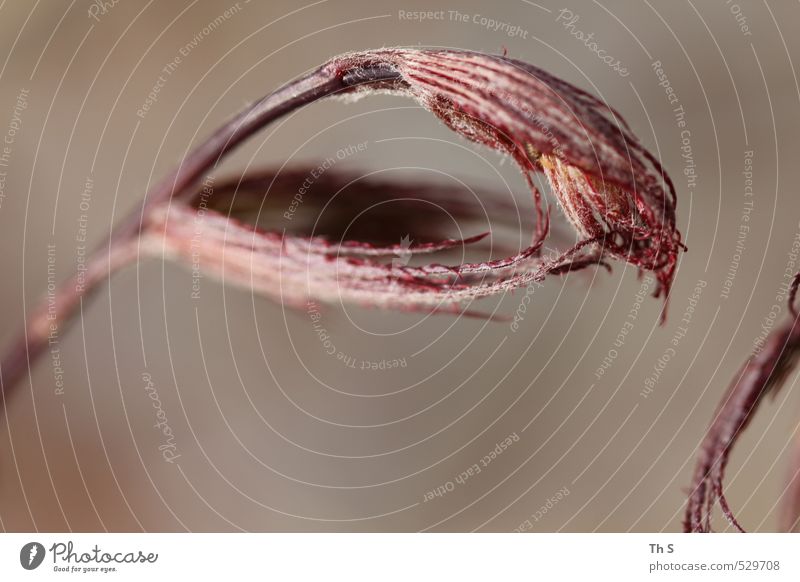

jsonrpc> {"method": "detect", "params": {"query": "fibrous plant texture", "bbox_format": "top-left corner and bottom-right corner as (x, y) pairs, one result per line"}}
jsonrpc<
(0, 48), (684, 405)
(685, 274), (800, 533)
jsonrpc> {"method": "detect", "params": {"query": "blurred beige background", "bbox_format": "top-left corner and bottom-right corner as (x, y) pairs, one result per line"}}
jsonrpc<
(0, 0), (799, 532)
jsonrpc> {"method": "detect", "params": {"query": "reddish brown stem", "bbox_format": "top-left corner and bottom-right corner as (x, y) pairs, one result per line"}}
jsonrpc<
(685, 273), (800, 532)
(0, 62), (399, 410)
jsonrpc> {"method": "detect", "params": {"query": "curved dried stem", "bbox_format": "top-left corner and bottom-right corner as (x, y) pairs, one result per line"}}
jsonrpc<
(1, 62), (390, 404)
(685, 273), (800, 532)
(780, 428), (800, 532)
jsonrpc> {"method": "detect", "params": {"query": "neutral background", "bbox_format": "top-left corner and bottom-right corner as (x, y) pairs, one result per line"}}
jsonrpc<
(0, 0), (798, 532)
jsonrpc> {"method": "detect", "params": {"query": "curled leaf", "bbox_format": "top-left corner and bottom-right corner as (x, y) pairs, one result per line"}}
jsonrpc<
(332, 49), (683, 302)
(1, 48), (682, 406)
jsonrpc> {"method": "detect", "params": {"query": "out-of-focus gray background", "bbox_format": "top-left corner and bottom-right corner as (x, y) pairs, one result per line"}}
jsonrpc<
(0, 0), (798, 532)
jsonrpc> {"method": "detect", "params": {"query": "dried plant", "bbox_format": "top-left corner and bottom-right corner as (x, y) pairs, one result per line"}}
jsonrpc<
(781, 426), (800, 532)
(4, 46), (799, 534)
(0, 47), (683, 407)
(685, 274), (800, 532)
(3, 47), (729, 535)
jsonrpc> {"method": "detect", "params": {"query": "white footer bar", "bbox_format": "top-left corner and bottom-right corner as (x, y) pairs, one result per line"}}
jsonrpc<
(1, 533), (797, 580)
